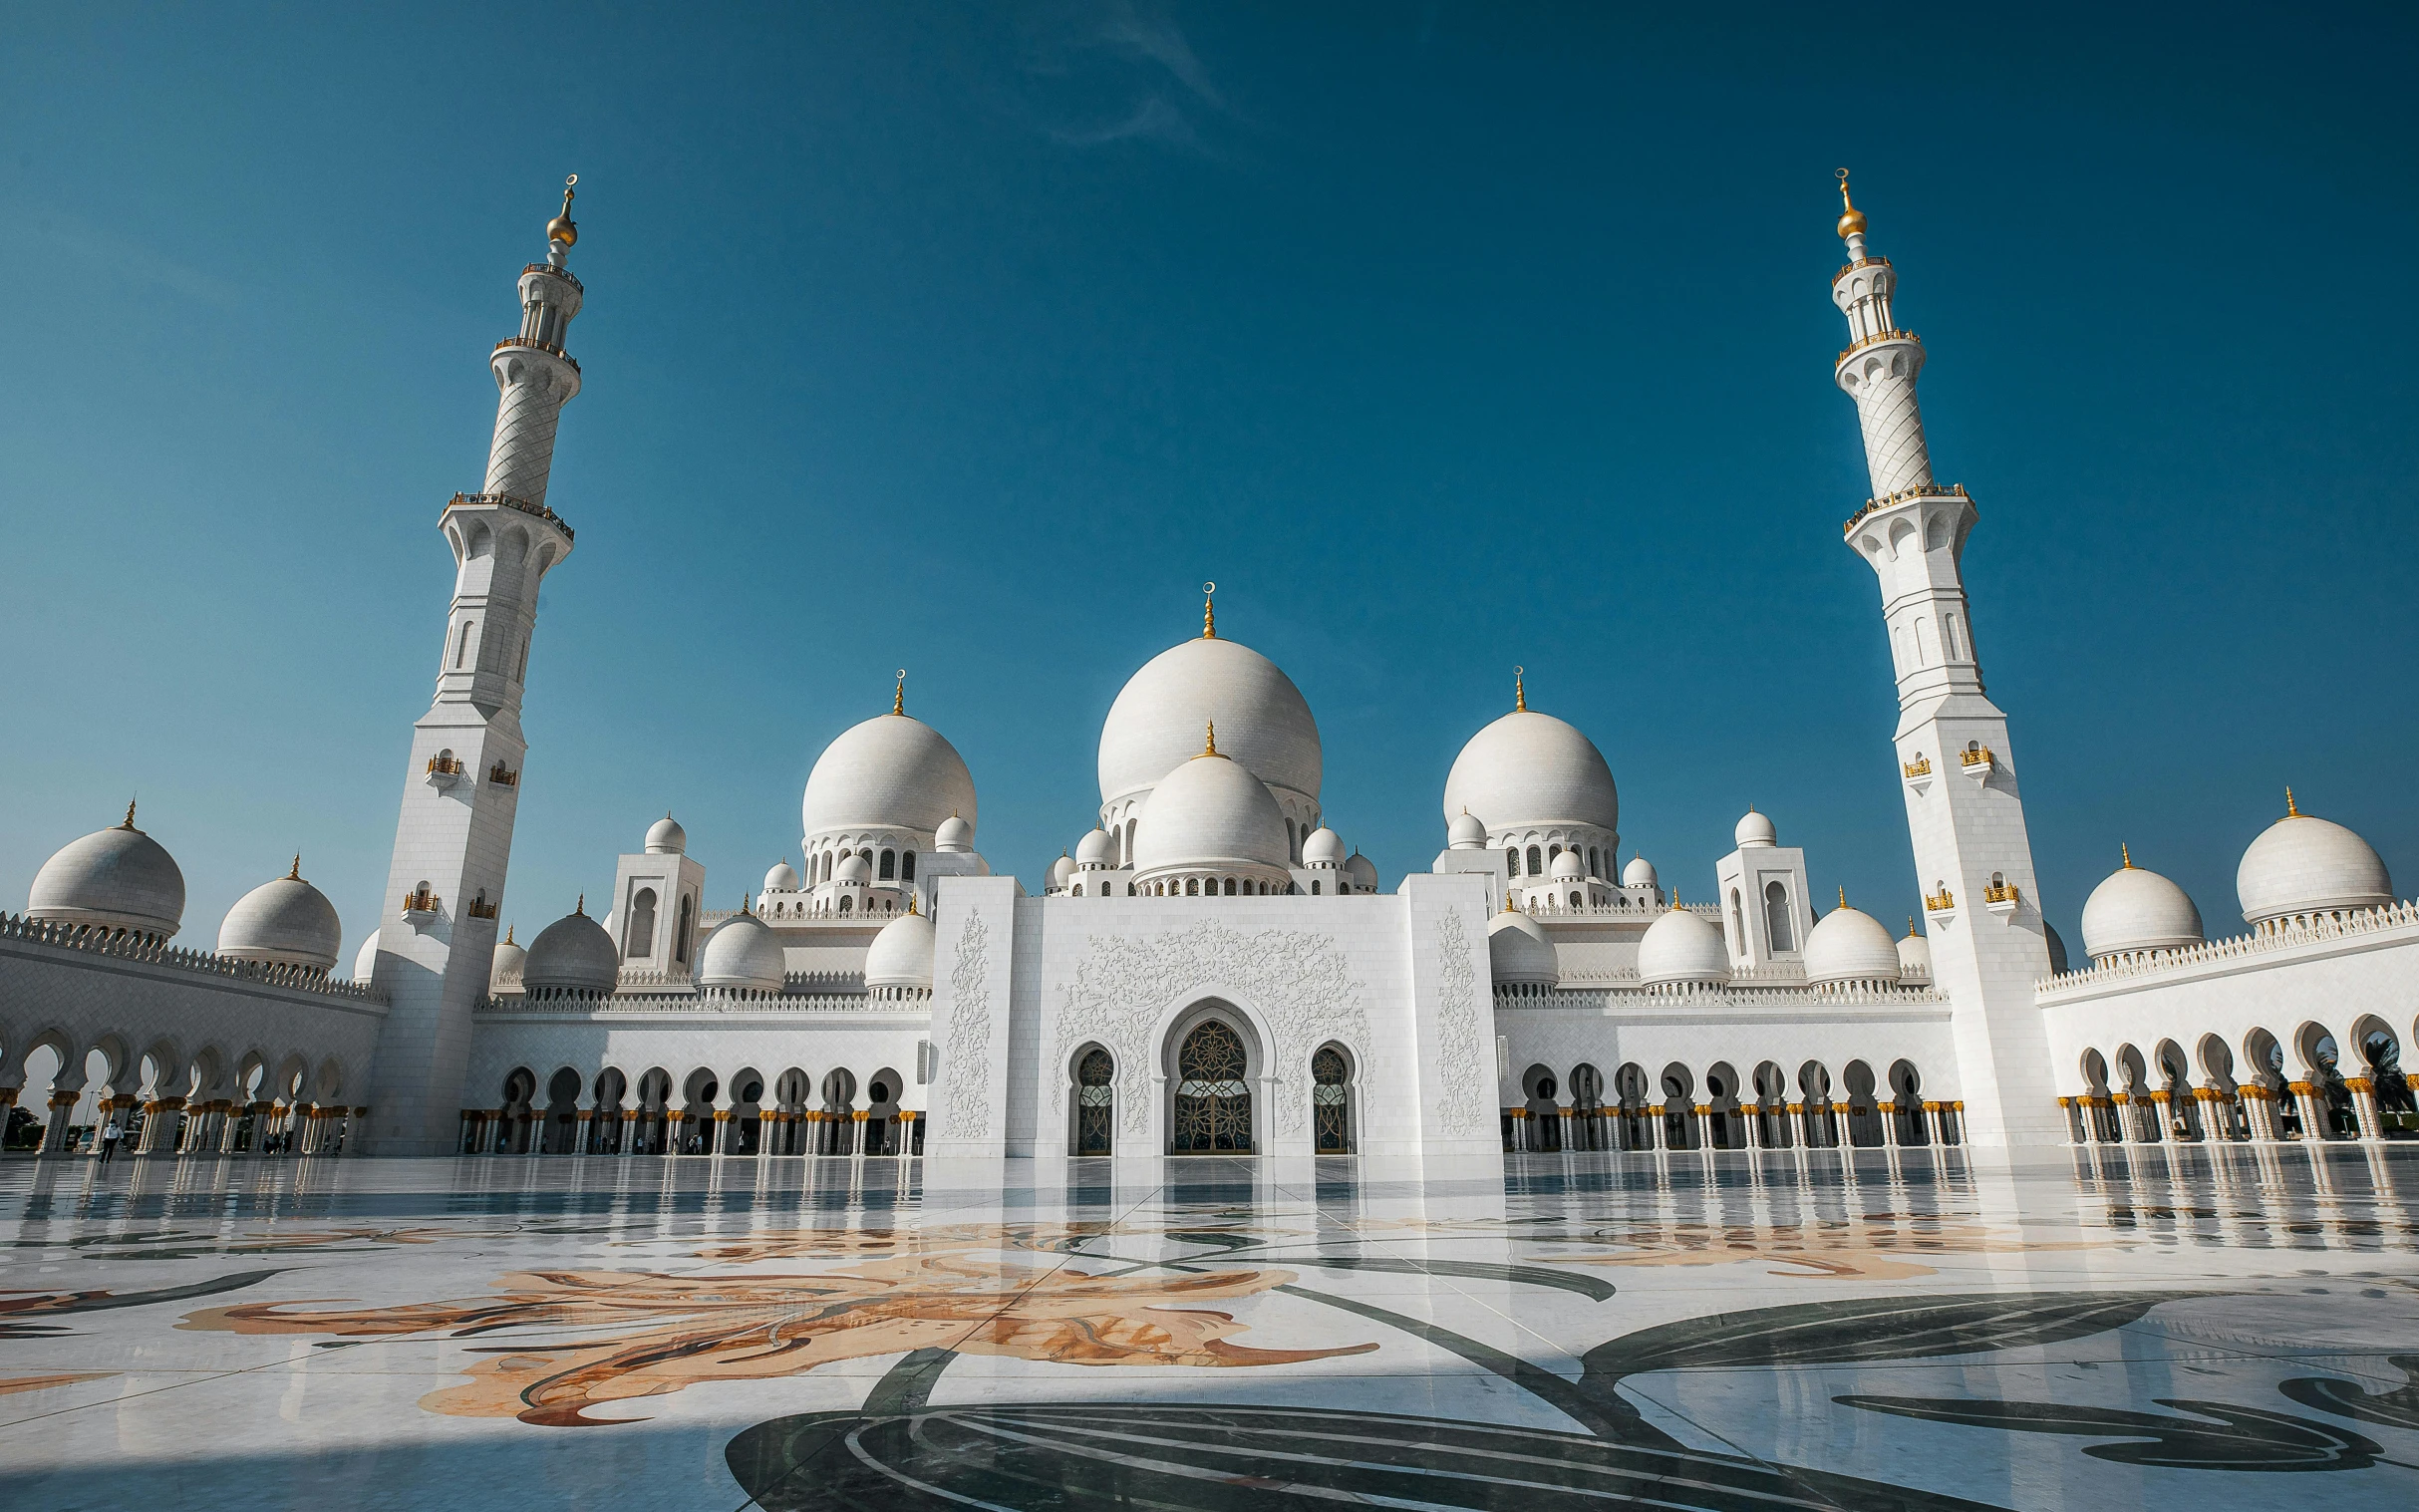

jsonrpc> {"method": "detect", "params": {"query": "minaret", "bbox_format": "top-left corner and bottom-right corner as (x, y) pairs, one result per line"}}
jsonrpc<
(360, 179), (585, 1154)
(1832, 172), (2060, 1146)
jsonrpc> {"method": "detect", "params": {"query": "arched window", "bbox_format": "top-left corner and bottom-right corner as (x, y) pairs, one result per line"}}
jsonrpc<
(1914, 616), (1934, 664)
(1185, 878), (1200, 895)
(625, 888), (657, 959)
(1072, 882), (1083, 897)
(878, 849), (896, 880)
(1074, 1048), (1114, 1155)
(901, 851), (916, 881)
(839, 895), (853, 914)
(1763, 880), (1793, 952)
(1570, 891), (1583, 907)
(673, 893), (695, 964)
(454, 619), (475, 668)
(1587, 846), (1600, 878)
(515, 636), (529, 681)
(1506, 848), (1519, 876)
(1311, 879), (1322, 895)
(1223, 877), (1236, 895)
(1285, 819), (1297, 860)
(1944, 614), (1964, 660)
(1313, 1045), (1352, 1153)
(1172, 1020), (1251, 1153)
(1526, 845), (1543, 875)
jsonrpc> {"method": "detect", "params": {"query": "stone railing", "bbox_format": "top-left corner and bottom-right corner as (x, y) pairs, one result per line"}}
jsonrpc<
(0, 911), (384, 1003)
(492, 335), (580, 374)
(1835, 327), (1920, 364)
(2038, 897), (2419, 997)
(1495, 980), (1945, 1011)
(522, 262), (584, 292)
(1832, 255), (1892, 281)
(1521, 897), (1665, 920)
(1843, 482), (1969, 535)
(479, 985), (923, 1016)
(445, 490), (574, 542)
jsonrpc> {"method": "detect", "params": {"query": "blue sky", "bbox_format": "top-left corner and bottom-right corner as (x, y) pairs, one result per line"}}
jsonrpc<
(4, 2), (2416, 961)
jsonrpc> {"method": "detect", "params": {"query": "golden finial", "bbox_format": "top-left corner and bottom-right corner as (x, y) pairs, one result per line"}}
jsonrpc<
(1202, 581), (1217, 639)
(504, 923), (516, 945)
(547, 173), (579, 246)
(2120, 843), (2133, 869)
(907, 890), (919, 916)
(1514, 666), (1527, 713)
(743, 892), (753, 914)
(575, 893), (586, 914)
(1907, 916), (1918, 938)
(1838, 885), (1847, 909)
(1835, 167), (1866, 240)
(2284, 786), (2300, 818)
(287, 854), (303, 881)
(892, 670), (906, 716)
(121, 798), (138, 830)
(1202, 720), (1219, 757)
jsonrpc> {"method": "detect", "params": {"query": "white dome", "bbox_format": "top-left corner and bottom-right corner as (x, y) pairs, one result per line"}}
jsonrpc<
(1442, 711), (1619, 836)
(1734, 809), (1777, 848)
(935, 813), (975, 852)
(836, 852), (871, 884)
(1549, 848), (1585, 880)
(645, 814), (687, 854)
(1447, 810), (1489, 849)
(763, 859), (802, 893)
(1344, 851), (1377, 890)
(27, 812), (185, 938)
(1487, 909), (1558, 986)
(1131, 751), (1291, 875)
(353, 927), (383, 983)
(1896, 926), (1932, 982)
(1100, 636), (1321, 807)
(1802, 902), (1902, 986)
(2080, 860), (2203, 960)
(1303, 826), (1347, 866)
(523, 905), (619, 992)
(1075, 827), (1115, 866)
(1622, 854), (1659, 889)
(802, 713), (978, 838)
(2237, 807), (2392, 924)
(864, 906), (937, 990)
(489, 927), (526, 993)
(216, 863), (342, 971)
(699, 909), (785, 992)
(1638, 905), (1729, 986)
(1049, 853), (1076, 890)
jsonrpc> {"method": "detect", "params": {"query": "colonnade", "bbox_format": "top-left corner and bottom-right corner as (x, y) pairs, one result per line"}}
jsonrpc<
(1508, 1095), (1963, 1153)
(461, 1103), (921, 1157)
(3, 1084), (363, 1158)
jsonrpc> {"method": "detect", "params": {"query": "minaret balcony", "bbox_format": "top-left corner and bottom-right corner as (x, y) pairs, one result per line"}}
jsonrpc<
(1902, 755), (1933, 796)
(1959, 745), (1996, 783)
(1924, 886), (1957, 929)
(1982, 882), (2020, 919)
(444, 491), (575, 542)
(401, 886), (444, 925)
(425, 754), (464, 789)
(1834, 327), (1921, 365)
(487, 762), (519, 788)
(1841, 482), (1967, 536)
(493, 336), (581, 375)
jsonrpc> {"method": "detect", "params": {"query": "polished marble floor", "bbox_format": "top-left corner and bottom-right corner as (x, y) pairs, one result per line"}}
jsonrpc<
(4, 1142), (2418, 1509)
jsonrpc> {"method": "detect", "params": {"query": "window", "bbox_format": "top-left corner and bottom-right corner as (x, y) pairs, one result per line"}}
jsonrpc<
(1588, 847), (1600, 878)
(1074, 1048), (1114, 1155)
(1764, 880), (1793, 952)
(1506, 848), (1519, 876)
(878, 849), (896, 880)
(1311, 880), (1322, 895)
(1185, 878), (1200, 895)
(901, 851), (915, 881)
(1073, 882), (1083, 897)
(1172, 1020), (1251, 1153)
(1223, 877), (1237, 895)
(1312, 1046), (1352, 1154)
(625, 888), (657, 959)
(839, 896), (853, 914)
(454, 619), (475, 668)
(675, 893), (694, 964)
(1527, 845), (1543, 875)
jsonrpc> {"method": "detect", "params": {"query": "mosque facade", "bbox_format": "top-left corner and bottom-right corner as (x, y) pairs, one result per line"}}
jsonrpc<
(6, 178), (2417, 1165)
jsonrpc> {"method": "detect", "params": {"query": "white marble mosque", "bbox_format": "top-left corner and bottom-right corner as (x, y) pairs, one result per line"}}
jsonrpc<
(5, 173), (2417, 1175)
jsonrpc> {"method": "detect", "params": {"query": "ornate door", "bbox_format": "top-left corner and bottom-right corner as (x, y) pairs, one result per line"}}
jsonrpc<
(1074, 1048), (1113, 1155)
(1172, 1020), (1252, 1153)
(1312, 1046), (1351, 1153)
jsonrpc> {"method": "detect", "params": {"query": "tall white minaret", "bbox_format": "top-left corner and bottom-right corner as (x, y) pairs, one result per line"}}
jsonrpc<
(1832, 172), (2061, 1146)
(360, 179), (585, 1154)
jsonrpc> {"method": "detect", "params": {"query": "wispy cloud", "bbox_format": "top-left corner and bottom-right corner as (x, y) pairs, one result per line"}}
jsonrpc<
(0, 198), (243, 306)
(1021, 0), (1236, 154)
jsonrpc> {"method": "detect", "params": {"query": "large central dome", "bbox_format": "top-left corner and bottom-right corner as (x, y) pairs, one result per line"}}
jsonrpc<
(801, 712), (978, 838)
(1099, 635), (1321, 807)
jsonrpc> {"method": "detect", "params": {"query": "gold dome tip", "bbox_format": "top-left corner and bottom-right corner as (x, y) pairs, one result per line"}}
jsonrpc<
(2120, 842), (2133, 869)
(1201, 720), (1220, 757)
(1514, 665), (1526, 713)
(893, 669), (906, 716)
(1202, 581), (1217, 639)
(505, 924), (516, 945)
(547, 174), (579, 246)
(121, 797), (138, 830)
(288, 854), (303, 881)
(2284, 785), (2300, 817)
(1835, 167), (1866, 239)
(1838, 885), (1847, 908)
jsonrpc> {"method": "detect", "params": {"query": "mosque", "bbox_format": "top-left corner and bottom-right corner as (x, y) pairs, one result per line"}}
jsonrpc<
(5, 175), (2415, 1166)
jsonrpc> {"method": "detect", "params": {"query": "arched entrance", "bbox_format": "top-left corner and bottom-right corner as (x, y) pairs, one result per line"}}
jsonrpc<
(1073, 1047), (1114, 1155)
(1171, 1018), (1252, 1154)
(1312, 1045), (1354, 1154)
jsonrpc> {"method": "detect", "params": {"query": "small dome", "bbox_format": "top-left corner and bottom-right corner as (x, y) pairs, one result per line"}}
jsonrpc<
(763, 859), (802, 893)
(645, 814), (687, 854)
(1896, 924), (1932, 982)
(802, 712), (978, 838)
(836, 852), (871, 884)
(1638, 904), (1729, 986)
(2044, 920), (2071, 976)
(2080, 858), (2203, 960)
(1734, 809), (1777, 848)
(1802, 901), (1901, 986)
(27, 809), (186, 938)
(1344, 851), (1377, 890)
(1075, 827), (1115, 867)
(353, 927), (383, 984)
(865, 906), (937, 990)
(1549, 848), (1585, 880)
(1447, 810), (1489, 849)
(1049, 853), (1076, 890)
(935, 813), (975, 853)
(523, 904), (619, 992)
(1487, 909), (1559, 987)
(1622, 854), (1659, 889)
(2237, 803), (2393, 924)
(1100, 635), (1322, 808)
(699, 908), (786, 992)
(1131, 749), (1291, 875)
(1442, 710), (1619, 836)
(1303, 826), (1347, 866)
(489, 926), (526, 993)
(216, 862), (343, 971)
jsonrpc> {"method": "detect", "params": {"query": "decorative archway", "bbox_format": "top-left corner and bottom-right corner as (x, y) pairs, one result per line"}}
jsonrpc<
(1171, 1018), (1252, 1154)
(1312, 1044), (1354, 1154)
(1072, 1047), (1114, 1156)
